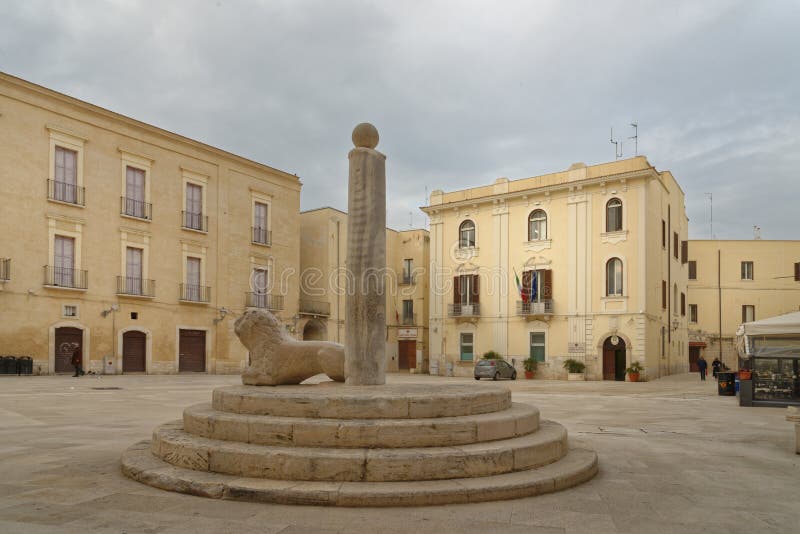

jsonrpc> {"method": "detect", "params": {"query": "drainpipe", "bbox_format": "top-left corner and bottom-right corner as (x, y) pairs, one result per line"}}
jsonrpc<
(336, 219), (341, 344)
(718, 248), (722, 363)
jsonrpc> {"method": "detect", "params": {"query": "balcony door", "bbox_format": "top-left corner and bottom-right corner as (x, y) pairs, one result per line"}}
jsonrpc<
(185, 183), (202, 229)
(125, 166), (146, 218)
(252, 268), (267, 308)
(186, 257), (201, 301)
(254, 202), (268, 243)
(54, 146), (78, 203)
(126, 247), (143, 295)
(54, 236), (75, 287)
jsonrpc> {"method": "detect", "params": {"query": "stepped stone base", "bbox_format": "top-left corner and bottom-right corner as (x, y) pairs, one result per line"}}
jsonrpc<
(122, 382), (598, 506)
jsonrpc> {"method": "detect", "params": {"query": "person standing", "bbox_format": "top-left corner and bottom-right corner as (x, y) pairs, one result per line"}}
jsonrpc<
(71, 347), (85, 377)
(697, 354), (708, 381)
(711, 357), (722, 379)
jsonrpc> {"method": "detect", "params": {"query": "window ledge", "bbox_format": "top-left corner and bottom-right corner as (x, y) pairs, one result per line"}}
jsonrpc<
(179, 299), (210, 305)
(601, 230), (628, 244)
(121, 214), (152, 223)
(523, 239), (552, 252)
(43, 285), (87, 292)
(47, 198), (85, 209)
(454, 247), (479, 260)
(601, 295), (627, 301)
(251, 240), (272, 248)
(181, 226), (208, 235)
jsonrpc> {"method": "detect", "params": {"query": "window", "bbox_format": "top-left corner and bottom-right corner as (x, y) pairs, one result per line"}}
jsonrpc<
(251, 267), (268, 307)
(741, 261), (754, 280)
(54, 235), (75, 287)
(125, 247), (143, 295)
(460, 332), (474, 361)
(662, 220), (666, 248)
(689, 304), (698, 323)
(521, 269), (553, 303)
(681, 240), (688, 264)
(184, 183), (204, 231)
(402, 299), (414, 325)
(62, 304), (78, 318)
(53, 146), (78, 204)
(606, 198), (622, 232)
(123, 166), (148, 219)
(795, 262), (800, 281)
(530, 332), (545, 363)
(673, 232), (679, 259)
(673, 284), (678, 316)
(454, 274), (479, 305)
(680, 292), (686, 316)
(742, 305), (755, 323)
(402, 259), (413, 284)
(459, 220), (475, 248)
(688, 261), (697, 280)
(185, 257), (202, 301)
(662, 280), (667, 309)
(253, 202), (270, 244)
(528, 210), (547, 241)
(605, 258), (623, 296)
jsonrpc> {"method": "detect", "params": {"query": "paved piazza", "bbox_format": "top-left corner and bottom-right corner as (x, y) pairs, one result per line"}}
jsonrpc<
(0, 373), (797, 533)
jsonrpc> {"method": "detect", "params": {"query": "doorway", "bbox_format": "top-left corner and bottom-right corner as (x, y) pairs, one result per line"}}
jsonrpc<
(54, 326), (82, 374)
(123, 330), (146, 373)
(689, 346), (702, 372)
(398, 340), (417, 370)
(602, 336), (627, 381)
(302, 319), (326, 341)
(179, 329), (206, 372)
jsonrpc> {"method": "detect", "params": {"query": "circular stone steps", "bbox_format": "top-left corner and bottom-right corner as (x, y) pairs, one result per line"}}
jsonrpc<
(122, 382), (598, 506)
(183, 402), (539, 448)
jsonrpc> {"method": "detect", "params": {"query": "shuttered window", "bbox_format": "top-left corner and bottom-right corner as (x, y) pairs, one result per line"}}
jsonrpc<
(54, 235), (75, 286)
(606, 258), (623, 296)
(681, 240), (688, 264)
(680, 292), (686, 316)
(662, 280), (667, 309)
(688, 261), (697, 280)
(606, 198), (622, 232)
(54, 146), (78, 203)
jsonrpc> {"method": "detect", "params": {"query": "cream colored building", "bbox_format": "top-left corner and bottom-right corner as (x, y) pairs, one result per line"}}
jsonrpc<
(299, 207), (429, 371)
(422, 157), (689, 380)
(0, 72), (300, 375)
(687, 240), (800, 369)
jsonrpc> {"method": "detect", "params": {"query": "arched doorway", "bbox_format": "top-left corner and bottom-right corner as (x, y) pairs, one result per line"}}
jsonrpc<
(602, 336), (627, 381)
(122, 330), (146, 373)
(303, 319), (327, 341)
(54, 327), (82, 374)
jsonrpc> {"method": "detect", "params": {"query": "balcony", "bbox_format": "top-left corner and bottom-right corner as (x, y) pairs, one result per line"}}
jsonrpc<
(120, 197), (152, 220)
(246, 292), (284, 311)
(448, 303), (480, 317)
(47, 179), (85, 206)
(180, 283), (211, 303)
(182, 211), (208, 232)
(43, 266), (88, 290)
(516, 299), (554, 317)
(252, 227), (272, 246)
(0, 258), (9, 281)
(401, 312), (417, 326)
(299, 299), (331, 316)
(399, 273), (415, 285)
(116, 276), (155, 298)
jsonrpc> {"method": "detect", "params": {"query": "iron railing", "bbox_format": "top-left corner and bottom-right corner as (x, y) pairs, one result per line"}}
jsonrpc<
(116, 276), (155, 297)
(252, 227), (272, 246)
(402, 312), (417, 326)
(399, 273), (415, 285)
(47, 179), (85, 206)
(299, 299), (331, 316)
(180, 283), (211, 303)
(448, 303), (480, 317)
(516, 299), (554, 316)
(120, 197), (152, 220)
(246, 292), (284, 311)
(182, 211), (208, 232)
(43, 266), (88, 289)
(0, 258), (9, 281)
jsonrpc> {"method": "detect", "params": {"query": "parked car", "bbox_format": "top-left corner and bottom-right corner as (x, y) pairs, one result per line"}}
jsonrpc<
(474, 359), (517, 380)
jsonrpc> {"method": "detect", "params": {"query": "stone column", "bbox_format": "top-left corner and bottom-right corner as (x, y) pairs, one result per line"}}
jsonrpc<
(345, 123), (386, 385)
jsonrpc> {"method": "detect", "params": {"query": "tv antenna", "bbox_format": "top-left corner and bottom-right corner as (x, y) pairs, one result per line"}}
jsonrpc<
(629, 122), (638, 155)
(610, 128), (622, 160)
(753, 226), (761, 240)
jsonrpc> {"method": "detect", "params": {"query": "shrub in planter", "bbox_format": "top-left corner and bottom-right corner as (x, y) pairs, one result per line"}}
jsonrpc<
(563, 358), (586, 380)
(482, 351), (502, 360)
(523, 357), (538, 379)
(625, 361), (644, 382)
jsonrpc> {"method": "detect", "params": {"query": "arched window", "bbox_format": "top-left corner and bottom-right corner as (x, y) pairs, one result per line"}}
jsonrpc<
(459, 220), (475, 248)
(606, 198), (623, 232)
(606, 258), (623, 296)
(528, 209), (547, 241)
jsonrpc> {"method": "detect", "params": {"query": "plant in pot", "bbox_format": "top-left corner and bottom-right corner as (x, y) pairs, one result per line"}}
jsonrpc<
(563, 358), (586, 381)
(625, 361), (644, 382)
(482, 351), (502, 360)
(523, 357), (538, 379)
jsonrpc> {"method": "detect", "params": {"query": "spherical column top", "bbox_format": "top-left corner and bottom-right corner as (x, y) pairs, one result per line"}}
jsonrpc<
(352, 123), (379, 149)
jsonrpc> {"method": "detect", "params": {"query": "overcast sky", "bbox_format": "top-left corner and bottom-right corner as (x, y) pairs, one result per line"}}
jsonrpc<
(1, 0), (798, 238)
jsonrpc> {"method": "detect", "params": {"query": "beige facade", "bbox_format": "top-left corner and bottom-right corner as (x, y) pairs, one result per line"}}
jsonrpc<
(298, 207), (429, 371)
(422, 157), (689, 380)
(687, 240), (800, 369)
(0, 72), (301, 375)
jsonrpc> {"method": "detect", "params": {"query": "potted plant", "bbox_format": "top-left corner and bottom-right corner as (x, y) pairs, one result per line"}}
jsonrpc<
(563, 358), (586, 381)
(482, 351), (502, 360)
(523, 357), (538, 379)
(625, 361), (644, 382)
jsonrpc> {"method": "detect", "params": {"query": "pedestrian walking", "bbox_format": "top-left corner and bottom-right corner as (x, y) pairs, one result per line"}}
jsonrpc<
(697, 354), (708, 381)
(711, 357), (722, 379)
(71, 347), (85, 377)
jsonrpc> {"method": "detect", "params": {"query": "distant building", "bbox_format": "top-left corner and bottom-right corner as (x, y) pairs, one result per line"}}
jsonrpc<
(299, 207), (430, 372)
(686, 240), (800, 369)
(421, 157), (689, 380)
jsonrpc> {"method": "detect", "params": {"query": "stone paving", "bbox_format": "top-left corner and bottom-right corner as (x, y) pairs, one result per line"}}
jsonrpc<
(0, 372), (797, 533)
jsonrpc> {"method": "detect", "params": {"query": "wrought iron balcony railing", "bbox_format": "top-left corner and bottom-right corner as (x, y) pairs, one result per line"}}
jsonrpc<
(448, 303), (480, 317)
(47, 179), (85, 206)
(116, 276), (155, 297)
(252, 227), (272, 246)
(43, 266), (88, 290)
(246, 292), (284, 311)
(182, 211), (208, 232)
(0, 258), (10, 281)
(399, 273), (415, 285)
(180, 283), (211, 303)
(120, 197), (152, 220)
(516, 299), (554, 316)
(299, 299), (331, 316)
(402, 312), (417, 326)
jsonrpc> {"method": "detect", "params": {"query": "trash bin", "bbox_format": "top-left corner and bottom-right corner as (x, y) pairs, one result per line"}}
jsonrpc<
(104, 357), (116, 375)
(718, 371), (736, 396)
(445, 361), (454, 377)
(2, 356), (17, 375)
(429, 360), (439, 376)
(18, 356), (33, 375)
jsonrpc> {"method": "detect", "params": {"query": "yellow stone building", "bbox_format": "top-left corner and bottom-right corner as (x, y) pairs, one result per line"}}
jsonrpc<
(0, 72), (301, 375)
(299, 207), (429, 371)
(422, 157), (689, 380)
(686, 240), (800, 370)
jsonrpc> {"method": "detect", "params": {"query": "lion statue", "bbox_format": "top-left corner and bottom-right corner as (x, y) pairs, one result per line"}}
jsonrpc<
(234, 309), (345, 386)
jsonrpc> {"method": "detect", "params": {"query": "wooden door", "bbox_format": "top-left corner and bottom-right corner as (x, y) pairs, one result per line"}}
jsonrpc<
(179, 329), (206, 372)
(689, 346), (701, 372)
(123, 330), (146, 373)
(398, 340), (416, 370)
(602, 348), (615, 380)
(55, 327), (82, 373)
